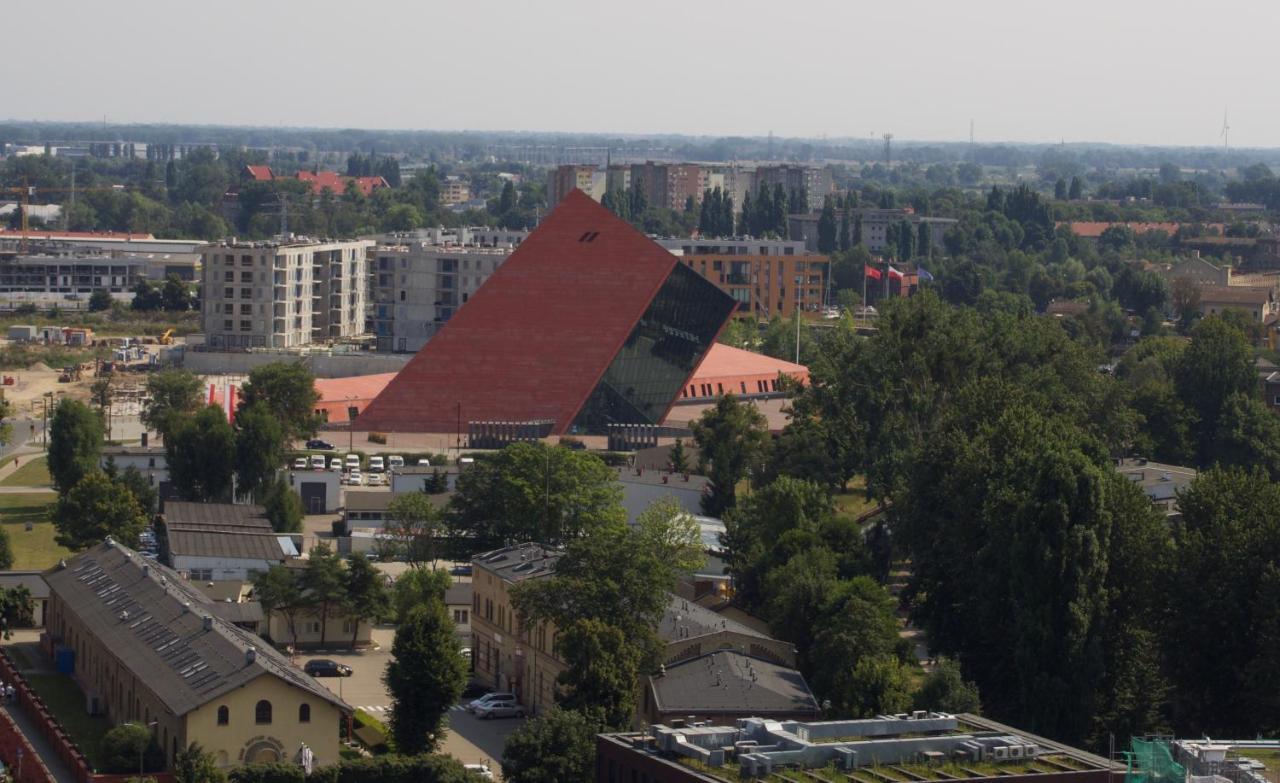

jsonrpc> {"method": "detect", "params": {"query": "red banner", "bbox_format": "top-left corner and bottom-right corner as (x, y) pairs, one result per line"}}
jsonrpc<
(864, 265), (882, 281)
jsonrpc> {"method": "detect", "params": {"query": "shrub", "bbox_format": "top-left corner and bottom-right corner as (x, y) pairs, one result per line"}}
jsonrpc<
(227, 762), (305, 783)
(330, 755), (476, 783)
(367, 432), (387, 445)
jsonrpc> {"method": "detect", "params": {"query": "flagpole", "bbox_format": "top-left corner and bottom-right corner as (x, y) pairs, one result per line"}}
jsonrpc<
(862, 259), (867, 327)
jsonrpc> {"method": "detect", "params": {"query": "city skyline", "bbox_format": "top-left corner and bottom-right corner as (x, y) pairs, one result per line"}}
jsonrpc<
(8, 0), (1280, 148)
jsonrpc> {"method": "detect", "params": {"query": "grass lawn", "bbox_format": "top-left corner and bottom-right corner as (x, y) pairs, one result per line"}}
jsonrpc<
(0, 493), (66, 569)
(834, 476), (879, 523)
(1, 457), (51, 488)
(25, 672), (111, 769)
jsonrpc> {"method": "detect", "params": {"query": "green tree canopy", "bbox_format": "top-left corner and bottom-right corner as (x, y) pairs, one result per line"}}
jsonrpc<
(501, 707), (600, 783)
(237, 362), (321, 440)
(167, 405), (235, 501)
(48, 398), (103, 492)
(53, 471), (147, 550)
(142, 369), (204, 441)
(233, 402), (286, 499)
(384, 600), (468, 754)
(690, 394), (771, 516)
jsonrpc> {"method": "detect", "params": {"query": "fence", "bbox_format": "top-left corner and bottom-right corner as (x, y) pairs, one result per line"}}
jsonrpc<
(0, 647), (173, 783)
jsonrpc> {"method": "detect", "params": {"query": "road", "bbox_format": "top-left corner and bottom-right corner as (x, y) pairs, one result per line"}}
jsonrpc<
(1, 420), (38, 458)
(309, 627), (520, 778)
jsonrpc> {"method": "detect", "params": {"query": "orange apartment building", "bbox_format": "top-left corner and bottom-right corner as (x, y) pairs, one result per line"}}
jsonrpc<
(679, 254), (828, 319)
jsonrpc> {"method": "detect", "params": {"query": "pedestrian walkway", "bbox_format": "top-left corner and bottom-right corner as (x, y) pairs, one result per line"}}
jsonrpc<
(0, 703), (77, 783)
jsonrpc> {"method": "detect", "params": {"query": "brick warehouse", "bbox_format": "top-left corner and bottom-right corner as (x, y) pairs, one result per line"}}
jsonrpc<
(354, 189), (737, 436)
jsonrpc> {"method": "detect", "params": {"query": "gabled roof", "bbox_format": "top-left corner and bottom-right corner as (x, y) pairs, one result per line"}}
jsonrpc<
(163, 502), (271, 531)
(356, 190), (735, 434)
(167, 530), (296, 562)
(1199, 285), (1272, 306)
(648, 650), (818, 716)
(44, 540), (347, 716)
(294, 171), (388, 197)
(243, 165), (274, 181)
(661, 594), (769, 643)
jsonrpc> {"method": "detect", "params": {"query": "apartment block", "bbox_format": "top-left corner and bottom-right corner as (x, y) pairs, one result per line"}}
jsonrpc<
(752, 164), (833, 212)
(548, 164), (606, 206)
(200, 238), (372, 349)
(788, 208), (957, 254)
(440, 177), (472, 205)
(678, 254), (828, 319)
(371, 241), (511, 352)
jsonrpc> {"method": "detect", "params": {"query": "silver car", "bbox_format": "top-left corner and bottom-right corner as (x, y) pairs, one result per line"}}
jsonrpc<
(475, 698), (524, 720)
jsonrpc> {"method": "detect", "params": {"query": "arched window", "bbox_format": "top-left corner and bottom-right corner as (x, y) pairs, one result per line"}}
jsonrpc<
(255, 700), (272, 725)
(217, 706), (229, 726)
(299, 704), (311, 723)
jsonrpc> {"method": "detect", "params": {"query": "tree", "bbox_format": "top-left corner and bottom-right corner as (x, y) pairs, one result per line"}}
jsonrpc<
(88, 288), (113, 312)
(345, 553), (390, 649)
(167, 405), (235, 501)
(502, 707), (599, 783)
(302, 542), (346, 647)
(161, 275), (192, 311)
(391, 567), (451, 623)
(914, 660), (982, 714)
(384, 600), (468, 754)
(449, 442), (624, 549)
(234, 402), (286, 499)
(1175, 316), (1256, 464)
(53, 471), (147, 550)
(808, 577), (902, 714)
(261, 477), (303, 533)
(101, 723), (164, 774)
(237, 362), (321, 440)
(690, 394), (770, 516)
(130, 280), (163, 311)
(817, 196), (837, 253)
(0, 585), (33, 634)
(552, 618), (643, 728)
(114, 464), (158, 514)
(90, 378), (113, 410)
(668, 438), (690, 473)
(142, 369), (204, 441)
(172, 743), (226, 783)
(252, 565), (305, 648)
(1054, 178), (1068, 200)
(1069, 176), (1083, 200)
(838, 655), (914, 718)
(48, 399), (104, 492)
(385, 492), (444, 567)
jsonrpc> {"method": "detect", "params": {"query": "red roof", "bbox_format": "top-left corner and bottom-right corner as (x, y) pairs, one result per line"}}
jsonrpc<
(1063, 221), (1209, 238)
(355, 190), (733, 434)
(244, 165), (274, 181)
(294, 171), (388, 197)
(693, 343), (807, 381)
(0, 229), (155, 240)
(313, 372), (398, 423)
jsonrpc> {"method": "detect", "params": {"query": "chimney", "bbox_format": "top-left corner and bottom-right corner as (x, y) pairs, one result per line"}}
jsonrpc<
(246, 647), (257, 664)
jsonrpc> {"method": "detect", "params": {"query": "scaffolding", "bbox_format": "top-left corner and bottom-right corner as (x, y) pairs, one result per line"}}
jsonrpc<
(1126, 738), (1187, 783)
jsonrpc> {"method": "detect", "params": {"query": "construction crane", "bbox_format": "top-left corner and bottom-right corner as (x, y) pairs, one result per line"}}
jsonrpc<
(0, 181), (130, 251)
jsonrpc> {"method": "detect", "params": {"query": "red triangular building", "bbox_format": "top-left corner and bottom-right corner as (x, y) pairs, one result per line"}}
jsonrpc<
(355, 190), (737, 435)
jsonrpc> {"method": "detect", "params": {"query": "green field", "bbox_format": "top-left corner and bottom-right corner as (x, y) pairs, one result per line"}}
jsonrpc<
(0, 493), (66, 569)
(1, 457), (51, 488)
(25, 672), (111, 769)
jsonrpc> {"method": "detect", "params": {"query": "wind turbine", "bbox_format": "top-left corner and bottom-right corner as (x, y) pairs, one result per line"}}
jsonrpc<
(1221, 107), (1230, 153)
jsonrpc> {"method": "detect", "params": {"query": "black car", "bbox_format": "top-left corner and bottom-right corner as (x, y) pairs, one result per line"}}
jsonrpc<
(451, 564), (473, 576)
(304, 659), (352, 677)
(306, 439), (335, 450)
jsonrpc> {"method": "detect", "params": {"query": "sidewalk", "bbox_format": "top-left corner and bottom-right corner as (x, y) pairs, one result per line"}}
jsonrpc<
(0, 702), (77, 783)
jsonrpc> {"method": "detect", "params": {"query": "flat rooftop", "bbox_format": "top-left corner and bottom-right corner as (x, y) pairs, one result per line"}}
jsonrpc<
(602, 713), (1114, 783)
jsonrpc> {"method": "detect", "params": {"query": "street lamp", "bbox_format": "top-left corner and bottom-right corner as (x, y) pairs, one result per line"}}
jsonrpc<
(140, 720), (158, 776)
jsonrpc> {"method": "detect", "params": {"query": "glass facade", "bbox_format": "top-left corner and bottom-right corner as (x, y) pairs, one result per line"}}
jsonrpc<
(570, 263), (735, 433)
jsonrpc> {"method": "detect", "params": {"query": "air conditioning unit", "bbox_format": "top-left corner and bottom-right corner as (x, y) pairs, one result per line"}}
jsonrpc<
(994, 747), (1010, 761)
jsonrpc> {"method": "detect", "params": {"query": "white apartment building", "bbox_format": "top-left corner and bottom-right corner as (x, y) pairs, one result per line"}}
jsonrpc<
(371, 242), (512, 352)
(200, 238), (372, 349)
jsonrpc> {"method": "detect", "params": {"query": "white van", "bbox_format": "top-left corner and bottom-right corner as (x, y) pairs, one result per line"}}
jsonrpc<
(368, 456), (385, 473)
(388, 455), (405, 469)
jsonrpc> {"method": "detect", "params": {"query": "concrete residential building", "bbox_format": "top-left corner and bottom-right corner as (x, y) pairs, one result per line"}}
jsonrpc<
(549, 165), (607, 206)
(789, 208), (956, 254)
(0, 246), (199, 295)
(675, 252), (829, 319)
(200, 238), (372, 349)
(44, 540), (349, 770)
(440, 177), (472, 205)
(752, 164), (833, 212)
(371, 241), (512, 352)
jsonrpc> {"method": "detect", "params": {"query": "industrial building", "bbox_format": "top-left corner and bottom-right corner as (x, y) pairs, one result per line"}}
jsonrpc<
(596, 712), (1116, 783)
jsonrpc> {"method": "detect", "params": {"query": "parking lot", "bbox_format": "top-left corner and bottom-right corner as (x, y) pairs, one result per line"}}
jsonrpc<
(307, 626), (522, 778)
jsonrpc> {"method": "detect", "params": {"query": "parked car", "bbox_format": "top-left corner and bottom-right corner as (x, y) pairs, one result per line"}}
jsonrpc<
(475, 699), (524, 720)
(345, 454), (360, 470)
(388, 455), (404, 469)
(329, 458), (342, 471)
(368, 456), (385, 473)
(347, 470), (363, 486)
(463, 764), (494, 780)
(416, 457), (431, 466)
(450, 564), (473, 576)
(292, 457), (308, 469)
(310, 455), (326, 470)
(466, 692), (515, 713)
(367, 472), (385, 486)
(303, 659), (352, 677)
(306, 439), (335, 450)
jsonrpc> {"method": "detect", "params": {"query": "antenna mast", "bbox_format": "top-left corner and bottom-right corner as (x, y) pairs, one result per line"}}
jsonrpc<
(883, 133), (894, 165)
(1221, 107), (1231, 154)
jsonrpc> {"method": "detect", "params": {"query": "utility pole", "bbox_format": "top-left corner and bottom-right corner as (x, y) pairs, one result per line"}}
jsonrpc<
(883, 133), (894, 166)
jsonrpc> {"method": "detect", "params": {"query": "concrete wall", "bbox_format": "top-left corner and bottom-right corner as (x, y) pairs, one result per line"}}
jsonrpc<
(180, 349), (410, 378)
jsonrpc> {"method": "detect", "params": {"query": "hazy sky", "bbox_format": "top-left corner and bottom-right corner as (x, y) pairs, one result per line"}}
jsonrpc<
(9, 0), (1280, 147)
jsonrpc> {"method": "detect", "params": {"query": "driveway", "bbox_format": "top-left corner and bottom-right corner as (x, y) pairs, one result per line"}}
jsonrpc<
(308, 626), (522, 779)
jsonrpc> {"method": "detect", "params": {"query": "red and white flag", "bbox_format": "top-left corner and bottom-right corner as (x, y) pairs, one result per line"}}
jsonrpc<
(864, 264), (882, 281)
(887, 266), (904, 280)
